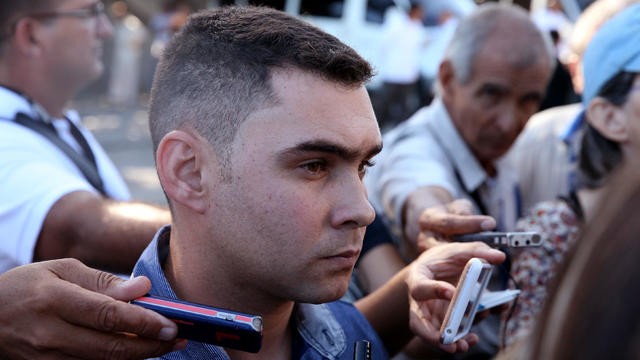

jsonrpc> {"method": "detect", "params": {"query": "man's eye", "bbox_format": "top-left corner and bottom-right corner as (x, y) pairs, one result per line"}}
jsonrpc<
(481, 87), (500, 98)
(301, 161), (327, 175)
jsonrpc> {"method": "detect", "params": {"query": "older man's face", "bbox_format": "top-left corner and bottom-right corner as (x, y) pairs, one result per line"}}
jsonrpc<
(202, 69), (382, 304)
(35, 0), (112, 88)
(444, 36), (551, 169)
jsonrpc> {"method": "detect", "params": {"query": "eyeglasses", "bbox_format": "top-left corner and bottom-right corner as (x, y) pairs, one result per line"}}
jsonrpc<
(28, 2), (105, 20)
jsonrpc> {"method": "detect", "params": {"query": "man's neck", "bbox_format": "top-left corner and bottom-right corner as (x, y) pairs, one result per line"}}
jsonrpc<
(225, 303), (294, 360)
(481, 160), (497, 178)
(0, 62), (73, 118)
(164, 228), (297, 359)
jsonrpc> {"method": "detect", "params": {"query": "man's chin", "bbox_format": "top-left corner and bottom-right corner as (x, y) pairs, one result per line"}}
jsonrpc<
(300, 279), (351, 304)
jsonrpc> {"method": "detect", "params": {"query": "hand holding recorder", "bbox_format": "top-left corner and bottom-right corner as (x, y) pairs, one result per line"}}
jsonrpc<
(0, 259), (182, 360)
(416, 199), (497, 252)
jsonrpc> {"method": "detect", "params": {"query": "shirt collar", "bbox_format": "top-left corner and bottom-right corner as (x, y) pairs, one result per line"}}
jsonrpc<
(132, 225), (347, 359)
(132, 226), (230, 359)
(561, 109), (586, 145)
(0, 86), (37, 121)
(429, 98), (488, 192)
(0, 85), (62, 125)
(295, 303), (347, 358)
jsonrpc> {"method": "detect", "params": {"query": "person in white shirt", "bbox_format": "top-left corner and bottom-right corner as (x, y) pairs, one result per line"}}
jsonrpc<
(366, 3), (552, 254)
(0, 0), (170, 274)
(374, 4), (427, 129)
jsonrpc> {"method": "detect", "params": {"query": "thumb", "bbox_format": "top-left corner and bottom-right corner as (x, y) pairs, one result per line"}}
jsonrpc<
(421, 213), (495, 236)
(104, 276), (152, 301)
(48, 259), (150, 301)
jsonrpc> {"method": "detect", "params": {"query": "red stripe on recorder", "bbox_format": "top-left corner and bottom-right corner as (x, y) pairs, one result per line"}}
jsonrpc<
(137, 297), (218, 317)
(216, 332), (241, 342)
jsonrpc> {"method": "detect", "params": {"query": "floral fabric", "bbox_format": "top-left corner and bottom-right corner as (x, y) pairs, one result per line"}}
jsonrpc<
(504, 200), (581, 346)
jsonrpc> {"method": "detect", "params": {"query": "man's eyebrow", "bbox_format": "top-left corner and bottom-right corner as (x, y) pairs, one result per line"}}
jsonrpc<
(278, 140), (382, 161)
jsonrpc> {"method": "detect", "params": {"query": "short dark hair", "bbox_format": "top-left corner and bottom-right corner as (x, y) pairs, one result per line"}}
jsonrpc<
(149, 6), (373, 165)
(578, 71), (638, 188)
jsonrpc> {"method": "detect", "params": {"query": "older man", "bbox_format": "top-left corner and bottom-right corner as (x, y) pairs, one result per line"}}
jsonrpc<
(0, 0), (169, 274)
(363, 4), (552, 358)
(365, 4), (553, 254)
(134, 6), (505, 359)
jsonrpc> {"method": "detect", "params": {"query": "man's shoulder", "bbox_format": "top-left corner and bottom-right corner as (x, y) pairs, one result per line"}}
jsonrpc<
(0, 120), (47, 143)
(0, 120), (70, 160)
(519, 103), (582, 141)
(0, 120), (89, 178)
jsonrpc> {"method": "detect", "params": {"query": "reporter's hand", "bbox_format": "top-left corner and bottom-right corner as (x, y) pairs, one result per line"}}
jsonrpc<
(417, 199), (496, 252)
(0, 259), (185, 360)
(406, 242), (505, 353)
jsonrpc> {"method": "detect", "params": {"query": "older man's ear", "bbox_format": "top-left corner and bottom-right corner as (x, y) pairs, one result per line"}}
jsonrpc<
(156, 130), (211, 214)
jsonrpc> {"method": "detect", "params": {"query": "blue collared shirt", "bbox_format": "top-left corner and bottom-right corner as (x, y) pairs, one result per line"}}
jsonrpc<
(561, 109), (586, 193)
(133, 226), (388, 360)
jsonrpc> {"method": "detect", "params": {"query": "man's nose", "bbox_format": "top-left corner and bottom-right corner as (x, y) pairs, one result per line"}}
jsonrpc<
(496, 103), (520, 135)
(97, 12), (114, 38)
(330, 177), (376, 229)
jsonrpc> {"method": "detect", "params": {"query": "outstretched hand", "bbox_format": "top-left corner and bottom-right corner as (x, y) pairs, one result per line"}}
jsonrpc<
(406, 242), (505, 353)
(417, 199), (496, 251)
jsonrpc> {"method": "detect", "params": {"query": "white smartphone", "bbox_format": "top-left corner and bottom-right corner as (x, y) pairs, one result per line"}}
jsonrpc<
(439, 259), (521, 345)
(439, 258), (493, 345)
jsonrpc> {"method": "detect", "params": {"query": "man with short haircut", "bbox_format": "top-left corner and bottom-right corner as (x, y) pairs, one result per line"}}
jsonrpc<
(0, 0), (170, 274)
(134, 6), (505, 359)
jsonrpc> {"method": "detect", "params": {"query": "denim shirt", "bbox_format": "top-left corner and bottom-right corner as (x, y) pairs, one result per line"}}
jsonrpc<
(133, 226), (389, 360)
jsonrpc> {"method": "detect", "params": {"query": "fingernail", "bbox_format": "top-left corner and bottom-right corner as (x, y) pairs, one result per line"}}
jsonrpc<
(159, 327), (178, 341)
(444, 289), (453, 299)
(173, 339), (188, 351)
(481, 220), (494, 230)
(121, 276), (141, 287)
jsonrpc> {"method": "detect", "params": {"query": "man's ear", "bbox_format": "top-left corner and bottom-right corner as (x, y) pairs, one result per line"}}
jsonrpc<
(12, 18), (43, 57)
(586, 97), (628, 143)
(156, 130), (211, 214)
(438, 60), (456, 96)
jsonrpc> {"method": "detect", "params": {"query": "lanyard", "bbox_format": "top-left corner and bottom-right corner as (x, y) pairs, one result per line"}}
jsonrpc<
(1, 85), (107, 196)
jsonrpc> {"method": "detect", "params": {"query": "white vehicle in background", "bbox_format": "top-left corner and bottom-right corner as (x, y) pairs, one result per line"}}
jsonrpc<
(283, 0), (476, 87)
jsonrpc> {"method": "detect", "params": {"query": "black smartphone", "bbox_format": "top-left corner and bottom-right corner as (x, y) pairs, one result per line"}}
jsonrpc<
(452, 231), (542, 248)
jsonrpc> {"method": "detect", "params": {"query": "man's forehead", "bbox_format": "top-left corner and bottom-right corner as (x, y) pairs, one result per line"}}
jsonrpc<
(466, 51), (550, 88)
(59, 0), (93, 8)
(241, 69), (381, 149)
